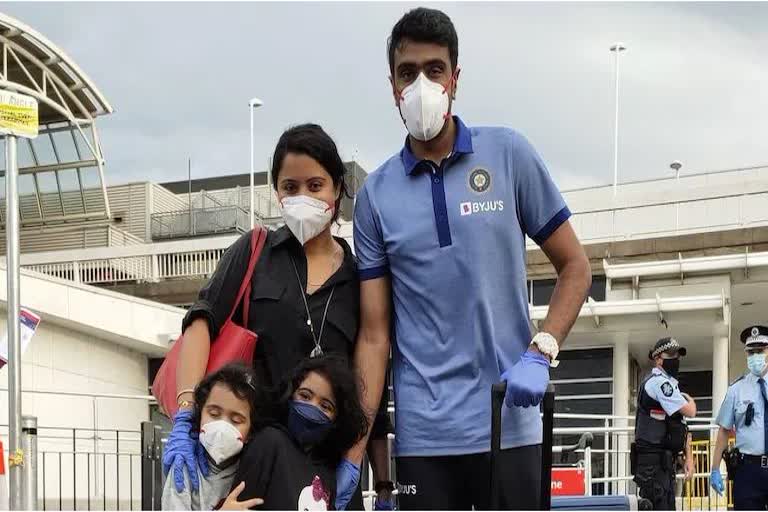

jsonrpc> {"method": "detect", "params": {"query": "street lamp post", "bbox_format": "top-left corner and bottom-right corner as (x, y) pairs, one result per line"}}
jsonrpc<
(671, 161), (683, 231)
(249, 98), (264, 229)
(610, 42), (627, 196)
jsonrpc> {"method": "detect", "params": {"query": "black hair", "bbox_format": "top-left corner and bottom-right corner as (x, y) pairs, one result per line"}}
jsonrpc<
(270, 124), (351, 222)
(190, 363), (271, 441)
(274, 354), (369, 466)
(387, 7), (459, 74)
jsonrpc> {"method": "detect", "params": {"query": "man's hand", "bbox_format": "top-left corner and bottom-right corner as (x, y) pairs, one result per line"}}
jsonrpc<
(710, 468), (724, 495)
(220, 482), (264, 510)
(373, 481), (395, 510)
(374, 490), (394, 511)
(501, 350), (550, 407)
(335, 459), (361, 510)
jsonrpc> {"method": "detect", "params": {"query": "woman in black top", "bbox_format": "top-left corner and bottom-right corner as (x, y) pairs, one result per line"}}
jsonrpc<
(231, 355), (368, 510)
(166, 124), (391, 509)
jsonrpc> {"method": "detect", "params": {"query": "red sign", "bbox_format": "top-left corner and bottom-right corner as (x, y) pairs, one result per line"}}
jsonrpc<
(550, 467), (586, 496)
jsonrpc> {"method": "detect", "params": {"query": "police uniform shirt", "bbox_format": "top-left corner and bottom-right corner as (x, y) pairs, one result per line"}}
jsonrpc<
(644, 367), (688, 416)
(716, 373), (768, 455)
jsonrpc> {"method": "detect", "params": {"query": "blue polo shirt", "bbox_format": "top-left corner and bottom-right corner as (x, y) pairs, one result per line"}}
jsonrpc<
(353, 117), (571, 456)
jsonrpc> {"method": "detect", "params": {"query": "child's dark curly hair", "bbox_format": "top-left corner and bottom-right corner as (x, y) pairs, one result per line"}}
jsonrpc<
(190, 363), (271, 440)
(274, 355), (369, 465)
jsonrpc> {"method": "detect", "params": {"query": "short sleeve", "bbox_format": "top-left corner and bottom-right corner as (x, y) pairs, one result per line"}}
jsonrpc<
(511, 132), (571, 246)
(353, 184), (389, 281)
(716, 385), (737, 429)
(645, 377), (687, 416)
(182, 230), (253, 339)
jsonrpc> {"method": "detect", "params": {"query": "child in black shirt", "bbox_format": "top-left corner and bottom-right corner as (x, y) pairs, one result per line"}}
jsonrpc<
(233, 355), (369, 510)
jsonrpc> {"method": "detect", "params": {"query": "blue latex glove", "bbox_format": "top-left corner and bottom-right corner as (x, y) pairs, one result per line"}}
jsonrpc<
(162, 409), (209, 492)
(501, 350), (550, 408)
(374, 496), (395, 510)
(710, 468), (724, 495)
(334, 459), (360, 511)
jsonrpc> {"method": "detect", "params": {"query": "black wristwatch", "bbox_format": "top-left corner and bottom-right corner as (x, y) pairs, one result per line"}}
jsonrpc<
(375, 480), (395, 493)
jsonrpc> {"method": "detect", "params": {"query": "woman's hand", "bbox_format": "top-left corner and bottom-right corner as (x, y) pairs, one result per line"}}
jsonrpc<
(162, 409), (209, 492)
(220, 482), (264, 510)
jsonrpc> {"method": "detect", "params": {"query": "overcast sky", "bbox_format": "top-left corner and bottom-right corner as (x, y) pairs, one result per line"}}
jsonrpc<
(3, 2), (767, 190)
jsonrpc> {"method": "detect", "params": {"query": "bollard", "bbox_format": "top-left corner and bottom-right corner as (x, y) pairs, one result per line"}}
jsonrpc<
(20, 416), (38, 510)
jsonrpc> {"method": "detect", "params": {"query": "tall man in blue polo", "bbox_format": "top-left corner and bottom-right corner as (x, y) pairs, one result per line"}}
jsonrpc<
(339, 7), (592, 511)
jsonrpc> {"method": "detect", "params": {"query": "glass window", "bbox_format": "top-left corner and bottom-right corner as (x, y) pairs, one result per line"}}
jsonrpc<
(552, 348), (613, 380)
(531, 275), (606, 306)
(552, 381), (612, 396)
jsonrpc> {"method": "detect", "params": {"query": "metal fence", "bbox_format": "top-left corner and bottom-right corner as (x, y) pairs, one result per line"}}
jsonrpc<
(150, 206), (250, 241)
(25, 248), (227, 285)
(0, 425), (143, 511)
(2, 414), (735, 510)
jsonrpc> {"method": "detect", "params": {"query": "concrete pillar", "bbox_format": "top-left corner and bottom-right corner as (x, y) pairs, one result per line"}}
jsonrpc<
(613, 339), (630, 494)
(712, 333), (729, 421)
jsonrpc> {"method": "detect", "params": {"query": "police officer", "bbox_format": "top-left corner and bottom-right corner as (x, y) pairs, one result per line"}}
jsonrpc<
(710, 325), (768, 509)
(633, 337), (697, 510)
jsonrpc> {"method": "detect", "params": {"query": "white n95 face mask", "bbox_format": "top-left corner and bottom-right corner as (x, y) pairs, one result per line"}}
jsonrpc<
(398, 72), (451, 142)
(281, 195), (334, 245)
(199, 420), (244, 465)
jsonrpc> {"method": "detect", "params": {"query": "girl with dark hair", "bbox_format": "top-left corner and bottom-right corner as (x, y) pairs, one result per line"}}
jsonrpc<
(233, 354), (369, 510)
(164, 124), (392, 509)
(161, 363), (268, 511)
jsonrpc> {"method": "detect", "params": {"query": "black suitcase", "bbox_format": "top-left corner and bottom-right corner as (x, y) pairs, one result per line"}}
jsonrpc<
(490, 382), (650, 511)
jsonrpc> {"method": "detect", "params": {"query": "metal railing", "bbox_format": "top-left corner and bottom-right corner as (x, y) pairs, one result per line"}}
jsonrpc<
(150, 206), (250, 241)
(23, 248), (228, 285)
(2, 397), (733, 511)
(527, 183), (768, 248)
(0, 388), (156, 511)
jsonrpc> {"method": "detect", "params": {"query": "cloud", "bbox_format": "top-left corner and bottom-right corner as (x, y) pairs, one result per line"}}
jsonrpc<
(2, 2), (766, 190)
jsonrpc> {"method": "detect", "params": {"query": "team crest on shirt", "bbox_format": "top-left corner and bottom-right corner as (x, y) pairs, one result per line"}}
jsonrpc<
(469, 168), (491, 194)
(661, 382), (674, 397)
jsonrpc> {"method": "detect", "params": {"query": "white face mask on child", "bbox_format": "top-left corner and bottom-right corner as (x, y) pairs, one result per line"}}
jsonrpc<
(199, 420), (244, 465)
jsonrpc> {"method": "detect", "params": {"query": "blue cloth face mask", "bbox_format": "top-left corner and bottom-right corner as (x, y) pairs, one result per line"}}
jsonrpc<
(748, 352), (767, 376)
(288, 400), (333, 446)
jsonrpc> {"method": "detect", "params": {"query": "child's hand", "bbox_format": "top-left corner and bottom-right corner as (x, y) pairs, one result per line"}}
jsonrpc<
(220, 482), (263, 510)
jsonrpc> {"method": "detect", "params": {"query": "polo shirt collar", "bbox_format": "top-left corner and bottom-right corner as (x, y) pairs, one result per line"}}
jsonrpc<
(401, 116), (474, 176)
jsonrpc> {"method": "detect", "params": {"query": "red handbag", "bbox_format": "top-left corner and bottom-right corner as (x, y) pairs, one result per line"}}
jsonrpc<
(152, 227), (268, 418)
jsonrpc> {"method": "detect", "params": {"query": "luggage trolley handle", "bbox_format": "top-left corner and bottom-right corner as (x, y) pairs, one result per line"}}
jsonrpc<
(490, 381), (555, 511)
(541, 384), (556, 511)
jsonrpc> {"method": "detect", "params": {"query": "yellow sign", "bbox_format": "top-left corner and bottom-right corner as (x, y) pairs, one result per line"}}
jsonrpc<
(0, 90), (38, 139)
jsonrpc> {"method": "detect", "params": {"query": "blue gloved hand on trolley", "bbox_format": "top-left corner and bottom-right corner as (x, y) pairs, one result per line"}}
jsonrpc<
(335, 458), (361, 510)
(162, 408), (210, 492)
(710, 468), (724, 495)
(501, 350), (550, 408)
(374, 497), (395, 510)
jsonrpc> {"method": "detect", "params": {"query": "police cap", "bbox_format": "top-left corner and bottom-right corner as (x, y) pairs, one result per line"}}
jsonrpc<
(740, 325), (768, 351)
(648, 337), (687, 360)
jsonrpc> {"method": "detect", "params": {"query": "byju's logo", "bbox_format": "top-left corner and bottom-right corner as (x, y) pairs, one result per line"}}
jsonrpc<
(460, 200), (504, 216)
(396, 483), (418, 496)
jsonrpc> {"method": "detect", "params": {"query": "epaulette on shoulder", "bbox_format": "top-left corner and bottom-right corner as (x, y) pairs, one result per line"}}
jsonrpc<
(730, 374), (747, 386)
